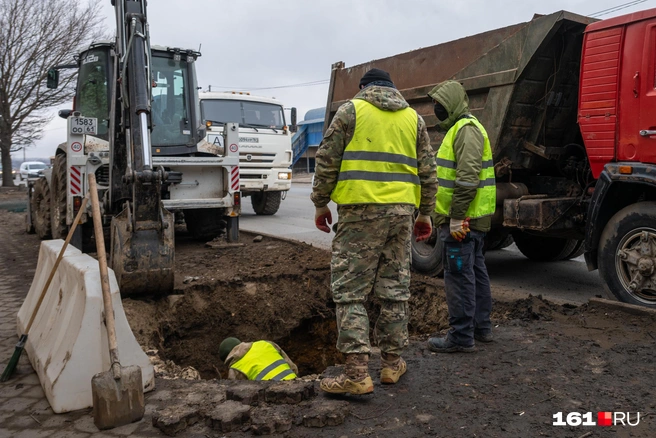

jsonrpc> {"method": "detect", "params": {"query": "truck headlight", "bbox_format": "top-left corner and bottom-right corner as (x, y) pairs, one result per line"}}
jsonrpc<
(278, 172), (291, 180)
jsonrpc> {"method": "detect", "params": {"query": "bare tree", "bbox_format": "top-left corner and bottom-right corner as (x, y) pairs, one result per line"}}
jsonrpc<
(0, 0), (105, 187)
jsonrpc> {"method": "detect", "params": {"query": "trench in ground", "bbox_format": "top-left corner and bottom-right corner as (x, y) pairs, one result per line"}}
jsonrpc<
(126, 271), (450, 379)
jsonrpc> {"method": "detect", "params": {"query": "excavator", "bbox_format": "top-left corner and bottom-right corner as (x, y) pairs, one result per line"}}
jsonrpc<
(29, 0), (241, 296)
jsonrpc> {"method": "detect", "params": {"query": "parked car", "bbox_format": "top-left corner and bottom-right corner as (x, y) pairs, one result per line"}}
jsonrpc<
(0, 164), (17, 180)
(19, 161), (48, 181)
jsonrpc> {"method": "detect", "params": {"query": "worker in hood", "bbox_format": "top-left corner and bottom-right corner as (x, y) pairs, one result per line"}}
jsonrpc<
(311, 68), (437, 395)
(426, 80), (496, 353)
(219, 337), (298, 381)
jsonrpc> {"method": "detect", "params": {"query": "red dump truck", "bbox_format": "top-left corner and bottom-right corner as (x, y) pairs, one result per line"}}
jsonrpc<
(324, 8), (656, 307)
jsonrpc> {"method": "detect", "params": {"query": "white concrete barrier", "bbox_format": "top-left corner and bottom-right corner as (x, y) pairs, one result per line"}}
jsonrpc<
(17, 240), (154, 413)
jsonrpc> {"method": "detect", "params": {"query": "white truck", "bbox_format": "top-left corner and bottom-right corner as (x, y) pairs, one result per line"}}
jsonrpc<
(199, 92), (296, 215)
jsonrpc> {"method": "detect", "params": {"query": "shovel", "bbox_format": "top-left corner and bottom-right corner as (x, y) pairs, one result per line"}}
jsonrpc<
(88, 174), (145, 430)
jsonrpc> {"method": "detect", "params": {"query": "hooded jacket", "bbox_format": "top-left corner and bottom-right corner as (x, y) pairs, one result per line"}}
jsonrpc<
(428, 81), (491, 232)
(311, 85), (437, 223)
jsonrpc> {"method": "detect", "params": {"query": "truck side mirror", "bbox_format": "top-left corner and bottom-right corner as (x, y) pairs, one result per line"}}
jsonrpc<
(290, 107), (297, 133)
(47, 69), (59, 89)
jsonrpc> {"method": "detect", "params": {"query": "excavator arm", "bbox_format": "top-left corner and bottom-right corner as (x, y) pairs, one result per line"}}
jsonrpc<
(109, 0), (174, 295)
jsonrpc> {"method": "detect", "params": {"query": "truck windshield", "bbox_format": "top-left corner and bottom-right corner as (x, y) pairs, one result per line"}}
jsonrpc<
(151, 57), (193, 147)
(201, 100), (285, 130)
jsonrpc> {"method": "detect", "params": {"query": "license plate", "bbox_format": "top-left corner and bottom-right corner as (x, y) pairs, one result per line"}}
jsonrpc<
(70, 117), (97, 135)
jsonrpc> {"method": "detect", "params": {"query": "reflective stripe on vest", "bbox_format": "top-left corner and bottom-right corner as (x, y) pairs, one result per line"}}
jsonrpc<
(435, 116), (496, 219)
(330, 99), (420, 207)
(230, 341), (297, 381)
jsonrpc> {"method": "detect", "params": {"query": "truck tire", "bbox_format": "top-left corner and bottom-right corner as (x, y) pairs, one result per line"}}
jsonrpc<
(184, 208), (225, 241)
(483, 230), (513, 252)
(512, 231), (579, 262)
(251, 191), (281, 215)
(563, 240), (585, 260)
(598, 202), (656, 307)
(50, 154), (68, 239)
(227, 216), (239, 243)
(411, 228), (444, 277)
(32, 178), (52, 240)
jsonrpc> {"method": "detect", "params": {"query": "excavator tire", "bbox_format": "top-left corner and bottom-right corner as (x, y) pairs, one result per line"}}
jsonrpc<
(50, 154), (68, 239)
(32, 178), (52, 240)
(251, 191), (281, 215)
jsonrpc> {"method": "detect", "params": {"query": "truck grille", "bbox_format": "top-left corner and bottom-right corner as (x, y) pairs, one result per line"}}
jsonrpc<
(95, 164), (110, 186)
(240, 152), (276, 164)
(240, 174), (263, 180)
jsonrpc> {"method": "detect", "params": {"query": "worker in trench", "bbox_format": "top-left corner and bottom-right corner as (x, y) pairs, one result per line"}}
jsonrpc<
(311, 68), (437, 395)
(219, 337), (299, 381)
(426, 80), (496, 353)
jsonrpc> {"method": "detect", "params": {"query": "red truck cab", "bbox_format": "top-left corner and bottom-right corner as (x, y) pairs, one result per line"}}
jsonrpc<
(582, 8), (656, 306)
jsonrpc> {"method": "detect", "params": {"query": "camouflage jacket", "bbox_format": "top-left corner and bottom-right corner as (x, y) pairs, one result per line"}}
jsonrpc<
(310, 86), (437, 223)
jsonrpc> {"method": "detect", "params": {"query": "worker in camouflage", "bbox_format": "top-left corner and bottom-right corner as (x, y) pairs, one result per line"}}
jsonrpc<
(311, 68), (437, 395)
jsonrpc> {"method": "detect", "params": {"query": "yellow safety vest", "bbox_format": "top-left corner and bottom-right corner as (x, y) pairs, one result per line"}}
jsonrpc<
(230, 341), (296, 381)
(435, 116), (496, 218)
(330, 99), (420, 207)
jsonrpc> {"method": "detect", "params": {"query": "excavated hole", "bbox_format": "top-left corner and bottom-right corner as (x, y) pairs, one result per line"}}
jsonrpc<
(124, 270), (449, 380)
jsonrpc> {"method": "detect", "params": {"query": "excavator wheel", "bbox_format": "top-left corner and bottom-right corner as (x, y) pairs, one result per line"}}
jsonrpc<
(50, 154), (68, 239)
(31, 178), (52, 240)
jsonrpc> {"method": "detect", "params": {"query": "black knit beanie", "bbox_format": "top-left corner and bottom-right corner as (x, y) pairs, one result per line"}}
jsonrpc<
(359, 68), (394, 88)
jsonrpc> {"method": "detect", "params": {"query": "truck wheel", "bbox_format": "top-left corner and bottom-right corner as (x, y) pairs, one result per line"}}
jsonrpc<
(483, 230), (513, 251)
(251, 191), (281, 215)
(563, 240), (585, 260)
(512, 231), (579, 262)
(184, 208), (225, 241)
(226, 216), (239, 243)
(411, 227), (444, 276)
(50, 154), (68, 239)
(598, 202), (656, 307)
(32, 178), (52, 239)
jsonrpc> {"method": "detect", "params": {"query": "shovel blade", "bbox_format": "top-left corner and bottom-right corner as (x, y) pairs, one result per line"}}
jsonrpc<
(91, 365), (145, 430)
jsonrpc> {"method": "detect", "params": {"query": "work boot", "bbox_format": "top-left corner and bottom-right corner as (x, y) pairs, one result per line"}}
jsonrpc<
(320, 354), (374, 395)
(427, 336), (476, 353)
(380, 353), (406, 384)
(474, 330), (493, 343)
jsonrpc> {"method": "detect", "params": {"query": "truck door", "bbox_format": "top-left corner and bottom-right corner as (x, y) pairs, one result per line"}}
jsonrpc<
(636, 20), (656, 164)
(619, 19), (656, 164)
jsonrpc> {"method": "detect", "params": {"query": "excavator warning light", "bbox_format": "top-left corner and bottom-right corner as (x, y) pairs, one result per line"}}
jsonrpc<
(234, 192), (241, 206)
(73, 196), (82, 215)
(206, 121), (212, 128)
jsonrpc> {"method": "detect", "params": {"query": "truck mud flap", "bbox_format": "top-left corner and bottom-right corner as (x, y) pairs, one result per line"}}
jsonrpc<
(110, 203), (174, 297)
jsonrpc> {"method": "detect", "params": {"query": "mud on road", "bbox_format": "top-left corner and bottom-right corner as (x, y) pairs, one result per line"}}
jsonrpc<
(0, 193), (655, 437)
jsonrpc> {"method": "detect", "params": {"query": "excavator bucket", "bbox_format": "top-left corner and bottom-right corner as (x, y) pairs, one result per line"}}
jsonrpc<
(110, 203), (174, 297)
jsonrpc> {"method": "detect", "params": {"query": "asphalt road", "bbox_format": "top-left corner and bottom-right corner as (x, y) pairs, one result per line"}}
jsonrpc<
(240, 182), (609, 304)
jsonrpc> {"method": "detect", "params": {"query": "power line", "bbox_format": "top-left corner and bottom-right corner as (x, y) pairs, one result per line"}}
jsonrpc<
(207, 79), (329, 92)
(589, 0), (648, 17)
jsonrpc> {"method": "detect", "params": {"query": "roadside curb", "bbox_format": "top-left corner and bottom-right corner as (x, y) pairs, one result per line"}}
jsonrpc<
(588, 297), (656, 317)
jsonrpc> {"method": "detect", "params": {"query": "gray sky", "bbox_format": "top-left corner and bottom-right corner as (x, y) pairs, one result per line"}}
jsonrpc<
(25, 0), (654, 158)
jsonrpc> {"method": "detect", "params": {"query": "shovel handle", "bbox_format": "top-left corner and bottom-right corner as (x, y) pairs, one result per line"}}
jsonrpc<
(88, 174), (121, 377)
(25, 195), (89, 333)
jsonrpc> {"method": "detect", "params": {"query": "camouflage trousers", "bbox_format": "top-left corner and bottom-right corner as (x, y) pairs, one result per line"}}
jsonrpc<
(331, 214), (412, 355)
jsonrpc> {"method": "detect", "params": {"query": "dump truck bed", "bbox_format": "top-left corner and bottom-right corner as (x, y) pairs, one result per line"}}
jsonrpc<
(325, 11), (597, 172)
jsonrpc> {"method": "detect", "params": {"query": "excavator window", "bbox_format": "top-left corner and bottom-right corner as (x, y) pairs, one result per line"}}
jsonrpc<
(151, 56), (193, 147)
(76, 48), (110, 140)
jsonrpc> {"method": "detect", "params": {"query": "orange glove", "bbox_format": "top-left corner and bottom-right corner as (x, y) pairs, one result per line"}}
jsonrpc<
(413, 214), (432, 242)
(449, 217), (470, 241)
(315, 206), (332, 233)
